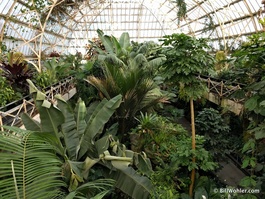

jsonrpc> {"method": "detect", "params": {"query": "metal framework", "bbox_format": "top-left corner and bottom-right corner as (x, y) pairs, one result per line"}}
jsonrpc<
(0, 76), (75, 130)
(0, 0), (264, 61)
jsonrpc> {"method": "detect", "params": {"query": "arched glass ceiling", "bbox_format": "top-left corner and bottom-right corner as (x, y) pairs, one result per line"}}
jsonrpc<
(0, 0), (264, 57)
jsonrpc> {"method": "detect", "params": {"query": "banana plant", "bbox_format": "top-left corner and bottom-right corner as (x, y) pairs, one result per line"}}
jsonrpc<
(20, 79), (153, 198)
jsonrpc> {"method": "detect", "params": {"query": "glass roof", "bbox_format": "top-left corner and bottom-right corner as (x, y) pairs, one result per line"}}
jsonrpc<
(0, 0), (264, 56)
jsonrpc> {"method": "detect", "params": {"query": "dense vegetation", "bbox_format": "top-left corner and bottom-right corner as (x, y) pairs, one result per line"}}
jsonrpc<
(0, 31), (264, 199)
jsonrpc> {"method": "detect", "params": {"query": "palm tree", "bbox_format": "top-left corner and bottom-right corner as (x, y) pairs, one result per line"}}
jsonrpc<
(87, 30), (168, 142)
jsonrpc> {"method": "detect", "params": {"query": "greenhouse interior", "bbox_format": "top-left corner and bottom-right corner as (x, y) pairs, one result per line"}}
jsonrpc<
(0, 0), (265, 198)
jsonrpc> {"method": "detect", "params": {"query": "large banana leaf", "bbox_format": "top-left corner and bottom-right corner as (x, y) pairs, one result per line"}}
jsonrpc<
(55, 95), (80, 160)
(0, 127), (66, 199)
(65, 179), (115, 199)
(97, 29), (114, 54)
(26, 79), (65, 135)
(119, 32), (130, 50)
(78, 94), (122, 158)
(107, 163), (153, 199)
(21, 113), (41, 131)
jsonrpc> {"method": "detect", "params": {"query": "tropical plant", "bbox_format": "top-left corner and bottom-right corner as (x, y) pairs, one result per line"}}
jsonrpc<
(0, 74), (16, 107)
(20, 79), (153, 198)
(86, 30), (168, 142)
(180, 175), (222, 199)
(160, 33), (215, 197)
(0, 127), (67, 199)
(130, 113), (217, 198)
(195, 108), (235, 159)
(221, 33), (265, 85)
(0, 51), (33, 95)
(34, 57), (72, 88)
(215, 51), (229, 72)
(221, 32), (265, 198)
(239, 79), (265, 199)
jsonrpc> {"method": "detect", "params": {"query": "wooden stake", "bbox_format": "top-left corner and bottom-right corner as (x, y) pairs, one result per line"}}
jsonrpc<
(189, 98), (196, 197)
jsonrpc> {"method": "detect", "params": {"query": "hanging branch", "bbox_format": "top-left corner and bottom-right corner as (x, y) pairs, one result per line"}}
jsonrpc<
(202, 14), (216, 35)
(173, 0), (187, 24)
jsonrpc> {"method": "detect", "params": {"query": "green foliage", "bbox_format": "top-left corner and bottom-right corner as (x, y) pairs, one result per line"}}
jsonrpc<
(87, 31), (168, 140)
(222, 33), (265, 85)
(181, 175), (222, 199)
(0, 127), (66, 199)
(0, 51), (33, 95)
(21, 80), (154, 198)
(160, 33), (215, 101)
(34, 57), (73, 89)
(173, 0), (187, 23)
(171, 135), (218, 172)
(70, 59), (100, 105)
(215, 51), (228, 72)
(0, 75), (16, 107)
(195, 108), (234, 158)
(130, 114), (217, 197)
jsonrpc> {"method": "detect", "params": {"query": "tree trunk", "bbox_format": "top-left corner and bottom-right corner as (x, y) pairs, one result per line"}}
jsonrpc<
(189, 98), (196, 197)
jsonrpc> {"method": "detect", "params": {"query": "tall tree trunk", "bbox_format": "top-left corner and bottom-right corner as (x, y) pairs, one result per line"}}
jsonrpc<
(189, 98), (196, 197)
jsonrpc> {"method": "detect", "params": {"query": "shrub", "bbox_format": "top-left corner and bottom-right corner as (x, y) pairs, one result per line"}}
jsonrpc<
(0, 75), (16, 107)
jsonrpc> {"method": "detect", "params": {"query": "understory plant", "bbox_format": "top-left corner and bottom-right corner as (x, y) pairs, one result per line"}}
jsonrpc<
(0, 73), (16, 107)
(221, 32), (265, 198)
(8, 79), (153, 199)
(0, 51), (33, 96)
(240, 80), (265, 198)
(195, 107), (234, 159)
(34, 57), (72, 89)
(130, 113), (218, 198)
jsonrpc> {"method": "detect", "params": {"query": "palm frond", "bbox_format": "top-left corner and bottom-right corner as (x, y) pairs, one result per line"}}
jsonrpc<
(0, 127), (66, 199)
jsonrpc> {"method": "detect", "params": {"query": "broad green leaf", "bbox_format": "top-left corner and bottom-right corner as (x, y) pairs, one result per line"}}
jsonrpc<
(134, 153), (153, 177)
(119, 32), (130, 49)
(108, 166), (153, 199)
(242, 158), (250, 168)
(239, 176), (256, 187)
(242, 139), (255, 153)
(21, 113), (41, 131)
(112, 36), (122, 56)
(78, 95), (122, 158)
(194, 187), (208, 199)
(255, 130), (265, 139)
(97, 29), (114, 54)
(26, 79), (39, 94)
(245, 96), (259, 111)
(181, 193), (192, 199)
(42, 99), (51, 108)
(75, 99), (87, 138)
(56, 97), (79, 160)
(83, 156), (100, 180)
(94, 136), (110, 155)
(259, 100), (265, 106)
(67, 160), (84, 182)
(250, 158), (256, 168)
(38, 104), (64, 133)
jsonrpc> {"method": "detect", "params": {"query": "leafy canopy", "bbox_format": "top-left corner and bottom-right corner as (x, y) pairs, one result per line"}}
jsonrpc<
(160, 33), (215, 100)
